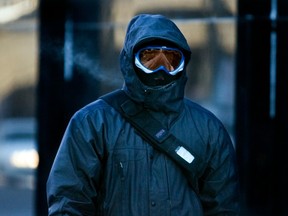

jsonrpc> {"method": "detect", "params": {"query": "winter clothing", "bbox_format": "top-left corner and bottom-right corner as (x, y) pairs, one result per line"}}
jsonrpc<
(47, 14), (240, 216)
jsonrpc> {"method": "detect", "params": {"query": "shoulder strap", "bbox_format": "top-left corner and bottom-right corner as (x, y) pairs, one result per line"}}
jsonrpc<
(100, 89), (203, 192)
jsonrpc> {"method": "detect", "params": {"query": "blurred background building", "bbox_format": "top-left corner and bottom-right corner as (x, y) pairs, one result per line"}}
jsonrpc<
(0, 0), (287, 215)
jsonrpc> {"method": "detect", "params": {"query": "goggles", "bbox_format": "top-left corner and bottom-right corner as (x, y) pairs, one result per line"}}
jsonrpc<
(135, 46), (185, 76)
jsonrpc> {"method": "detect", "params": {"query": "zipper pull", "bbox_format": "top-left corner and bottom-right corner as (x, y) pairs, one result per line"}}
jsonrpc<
(119, 162), (124, 181)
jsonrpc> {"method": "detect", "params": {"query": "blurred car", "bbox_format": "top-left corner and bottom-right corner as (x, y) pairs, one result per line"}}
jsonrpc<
(0, 118), (38, 188)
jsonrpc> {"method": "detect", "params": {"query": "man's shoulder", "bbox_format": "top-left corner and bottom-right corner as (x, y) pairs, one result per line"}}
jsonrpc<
(72, 97), (116, 122)
(184, 98), (215, 117)
(183, 98), (224, 127)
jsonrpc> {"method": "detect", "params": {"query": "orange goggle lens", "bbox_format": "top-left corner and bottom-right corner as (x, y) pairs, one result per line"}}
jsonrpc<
(135, 46), (185, 75)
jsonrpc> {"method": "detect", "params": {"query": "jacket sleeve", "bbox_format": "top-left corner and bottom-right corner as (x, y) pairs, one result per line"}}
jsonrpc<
(46, 113), (104, 216)
(199, 126), (240, 216)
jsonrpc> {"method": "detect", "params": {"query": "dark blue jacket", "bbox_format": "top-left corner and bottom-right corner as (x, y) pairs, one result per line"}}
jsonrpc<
(47, 14), (240, 216)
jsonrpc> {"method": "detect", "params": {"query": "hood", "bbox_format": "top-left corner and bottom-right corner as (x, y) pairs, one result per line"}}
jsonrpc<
(119, 14), (191, 114)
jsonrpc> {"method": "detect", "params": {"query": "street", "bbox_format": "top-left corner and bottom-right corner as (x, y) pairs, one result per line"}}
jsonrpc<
(0, 184), (34, 216)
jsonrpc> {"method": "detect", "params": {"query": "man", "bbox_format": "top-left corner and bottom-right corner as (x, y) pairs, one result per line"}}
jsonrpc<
(47, 14), (240, 215)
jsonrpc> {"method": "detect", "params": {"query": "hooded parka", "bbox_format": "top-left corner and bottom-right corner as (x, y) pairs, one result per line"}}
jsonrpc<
(47, 14), (240, 216)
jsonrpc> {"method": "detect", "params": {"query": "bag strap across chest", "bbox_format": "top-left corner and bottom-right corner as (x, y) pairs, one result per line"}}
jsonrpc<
(100, 89), (203, 193)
